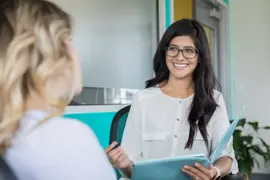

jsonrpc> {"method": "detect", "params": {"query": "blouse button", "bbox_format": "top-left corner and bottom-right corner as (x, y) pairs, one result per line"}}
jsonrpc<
(176, 118), (180, 121)
(179, 100), (182, 104)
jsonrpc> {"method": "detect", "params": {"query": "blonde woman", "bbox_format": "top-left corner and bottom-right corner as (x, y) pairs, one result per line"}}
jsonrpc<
(0, 0), (116, 179)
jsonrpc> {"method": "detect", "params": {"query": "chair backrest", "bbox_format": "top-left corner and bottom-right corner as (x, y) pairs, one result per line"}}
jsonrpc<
(109, 105), (244, 180)
(109, 105), (131, 145)
(0, 157), (17, 180)
(109, 105), (131, 179)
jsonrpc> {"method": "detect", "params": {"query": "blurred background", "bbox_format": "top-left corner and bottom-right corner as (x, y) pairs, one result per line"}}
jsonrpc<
(48, 0), (270, 179)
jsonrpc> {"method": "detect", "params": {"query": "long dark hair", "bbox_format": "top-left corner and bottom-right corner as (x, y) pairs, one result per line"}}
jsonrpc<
(146, 19), (219, 149)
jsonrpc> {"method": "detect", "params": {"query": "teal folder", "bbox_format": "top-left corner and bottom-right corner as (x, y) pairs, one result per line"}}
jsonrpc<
(131, 105), (246, 180)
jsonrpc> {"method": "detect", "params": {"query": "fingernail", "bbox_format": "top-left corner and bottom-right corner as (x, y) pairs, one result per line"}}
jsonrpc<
(195, 163), (199, 166)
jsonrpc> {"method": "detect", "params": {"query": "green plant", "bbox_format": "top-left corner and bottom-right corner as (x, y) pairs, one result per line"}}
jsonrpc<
(231, 118), (270, 178)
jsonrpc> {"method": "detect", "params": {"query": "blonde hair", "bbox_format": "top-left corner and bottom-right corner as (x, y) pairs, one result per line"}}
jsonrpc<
(0, 0), (75, 153)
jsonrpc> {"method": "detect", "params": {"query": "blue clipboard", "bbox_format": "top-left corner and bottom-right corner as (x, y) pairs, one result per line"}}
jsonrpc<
(131, 154), (211, 180)
(131, 105), (246, 180)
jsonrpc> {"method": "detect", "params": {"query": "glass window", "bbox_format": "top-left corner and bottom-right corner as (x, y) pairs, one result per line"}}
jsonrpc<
(52, 0), (159, 105)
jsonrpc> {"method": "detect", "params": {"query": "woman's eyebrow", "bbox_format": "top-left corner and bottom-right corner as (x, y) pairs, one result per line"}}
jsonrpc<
(169, 44), (195, 48)
(183, 45), (196, 48)
(169, 44), (179, 47)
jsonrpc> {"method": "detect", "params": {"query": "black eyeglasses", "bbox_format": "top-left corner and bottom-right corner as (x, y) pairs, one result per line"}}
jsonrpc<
(166, 46), (198, 59)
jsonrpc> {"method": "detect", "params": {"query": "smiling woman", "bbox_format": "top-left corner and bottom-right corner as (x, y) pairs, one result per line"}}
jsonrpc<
(106, 18), (238, 180)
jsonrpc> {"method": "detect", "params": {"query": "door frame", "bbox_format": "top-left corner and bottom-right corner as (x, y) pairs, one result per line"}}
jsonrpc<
(215, 0), (231, 117)
(194, 0), (230, 116)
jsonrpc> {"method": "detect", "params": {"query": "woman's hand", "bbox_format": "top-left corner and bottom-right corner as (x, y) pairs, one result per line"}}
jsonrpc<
(181, 163), (218, 180)
(105, 141), (132, 169)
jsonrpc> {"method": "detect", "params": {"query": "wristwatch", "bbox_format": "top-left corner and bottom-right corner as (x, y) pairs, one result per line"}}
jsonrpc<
(213, 166), (221, 180)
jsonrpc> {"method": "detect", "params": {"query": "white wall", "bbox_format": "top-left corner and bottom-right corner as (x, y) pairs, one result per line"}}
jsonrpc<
(51, 0), (157, 89)
(229, 0), (270, 173)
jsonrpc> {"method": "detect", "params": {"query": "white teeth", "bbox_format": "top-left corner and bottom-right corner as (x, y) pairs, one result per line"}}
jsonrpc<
(173, 63), (188, 67)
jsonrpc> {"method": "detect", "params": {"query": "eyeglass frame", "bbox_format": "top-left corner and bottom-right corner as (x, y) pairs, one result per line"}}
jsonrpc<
(165, 45), (199, 59)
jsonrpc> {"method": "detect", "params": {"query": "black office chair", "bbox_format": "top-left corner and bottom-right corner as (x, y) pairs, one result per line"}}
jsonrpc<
(0, 157), (17, 180)
(110, 105), (245, 180)
(109, 105), (131, 145)
(109, 105), (131, 179)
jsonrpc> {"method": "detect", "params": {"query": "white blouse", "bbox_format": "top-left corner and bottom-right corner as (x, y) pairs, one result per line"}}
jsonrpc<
(4, 110), (116, 180)
(121, 87), (238, 176)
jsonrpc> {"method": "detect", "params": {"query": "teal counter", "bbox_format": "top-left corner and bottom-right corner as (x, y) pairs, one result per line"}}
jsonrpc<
(64, 112), (116, 148)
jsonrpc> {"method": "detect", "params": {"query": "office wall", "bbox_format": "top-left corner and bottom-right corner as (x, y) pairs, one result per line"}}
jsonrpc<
(51, 0), (157, 89)
(229, 0), (270, 174)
